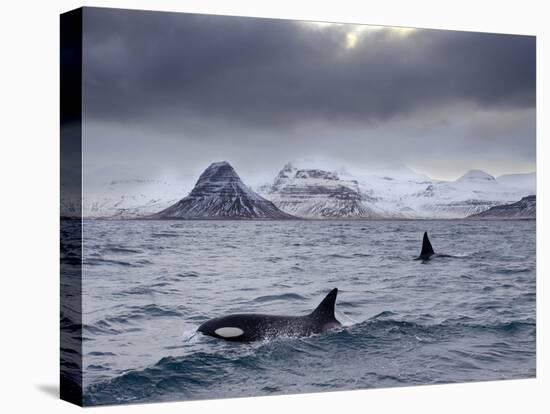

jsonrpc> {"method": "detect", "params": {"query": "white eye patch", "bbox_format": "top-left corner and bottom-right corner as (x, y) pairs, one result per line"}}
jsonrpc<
(214, 327), (244, 338)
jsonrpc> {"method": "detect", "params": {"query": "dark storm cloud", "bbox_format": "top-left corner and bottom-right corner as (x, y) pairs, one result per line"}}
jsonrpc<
(80, 7), (535, 184)
(82, 7), (535, 128)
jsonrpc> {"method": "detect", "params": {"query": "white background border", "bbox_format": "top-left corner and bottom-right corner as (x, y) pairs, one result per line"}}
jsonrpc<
(0, 0), (547, 412)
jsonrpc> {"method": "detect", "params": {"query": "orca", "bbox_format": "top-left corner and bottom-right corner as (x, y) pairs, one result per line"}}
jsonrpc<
(197, 288), (341, 342)
(416, 231), (435, 261)
(415, 231), (455, 261)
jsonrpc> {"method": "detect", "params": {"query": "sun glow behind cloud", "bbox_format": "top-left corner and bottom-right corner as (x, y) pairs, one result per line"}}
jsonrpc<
(304, 21), (417, 49)
(83, 8), (535, 183)
(345, 32), (358, 49)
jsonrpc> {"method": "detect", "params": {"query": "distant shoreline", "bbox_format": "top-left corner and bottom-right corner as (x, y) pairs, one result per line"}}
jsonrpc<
(67, 217), (536, 222)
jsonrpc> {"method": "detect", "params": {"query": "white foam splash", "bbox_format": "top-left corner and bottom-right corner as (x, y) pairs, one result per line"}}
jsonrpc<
(335, 309), (359, 327)
(181, 328), (200, 343)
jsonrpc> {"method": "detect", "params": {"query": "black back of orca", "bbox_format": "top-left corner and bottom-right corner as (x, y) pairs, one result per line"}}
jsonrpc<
(416, 231), (435, 260)
(197, 288), (341, 342)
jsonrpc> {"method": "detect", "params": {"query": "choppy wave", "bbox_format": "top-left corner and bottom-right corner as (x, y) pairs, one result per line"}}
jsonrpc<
(83, 315), (535, 406)
(252, 293), (307, 303)
(78, 219), (536, 406)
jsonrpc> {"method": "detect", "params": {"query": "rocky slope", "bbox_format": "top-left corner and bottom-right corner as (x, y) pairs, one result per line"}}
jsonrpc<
(258, 163), (379, 218)
(468, 195), (536, 219)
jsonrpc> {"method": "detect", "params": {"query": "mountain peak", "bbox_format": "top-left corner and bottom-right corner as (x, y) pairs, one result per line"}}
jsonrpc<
(200, 161), (237, 177)
(262, 162), (379, 219)
(457, 169), (495, 182)
(207, 160), (232, 169)
(194, 161), (240, 190)
(151, 162), (294, 219)
(295, 169), (339, 180)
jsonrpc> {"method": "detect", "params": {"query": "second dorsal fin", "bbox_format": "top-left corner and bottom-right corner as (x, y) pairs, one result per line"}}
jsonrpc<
(420, 232), (435, 257)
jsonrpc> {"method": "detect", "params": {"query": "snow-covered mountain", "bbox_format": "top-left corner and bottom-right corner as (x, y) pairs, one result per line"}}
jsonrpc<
(469, 195), (536, 219)
(73, 159), (535, 220)
(258, 163), (379, 218)
(62, 179), (184, 219)
(345, 167), (436, 218)
(405, 169), (533, 218)
(258, 164), (535, 219)
(150, 161), (294, 219)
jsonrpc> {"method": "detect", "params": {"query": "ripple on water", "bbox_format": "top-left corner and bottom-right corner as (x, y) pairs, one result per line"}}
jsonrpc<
(252, 293), (307, 303)
(80, 219), (535, 405)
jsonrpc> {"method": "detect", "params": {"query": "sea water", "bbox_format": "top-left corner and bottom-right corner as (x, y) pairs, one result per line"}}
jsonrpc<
(70, 219), (535, 405)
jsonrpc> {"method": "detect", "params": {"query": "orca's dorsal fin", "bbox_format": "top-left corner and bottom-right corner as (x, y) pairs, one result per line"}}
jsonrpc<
(420, 232), (435, 257)
(310, 288), (338, 321)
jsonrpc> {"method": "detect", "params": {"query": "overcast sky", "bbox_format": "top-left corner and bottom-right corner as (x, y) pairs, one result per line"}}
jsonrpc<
(82, 7), (535, 188)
